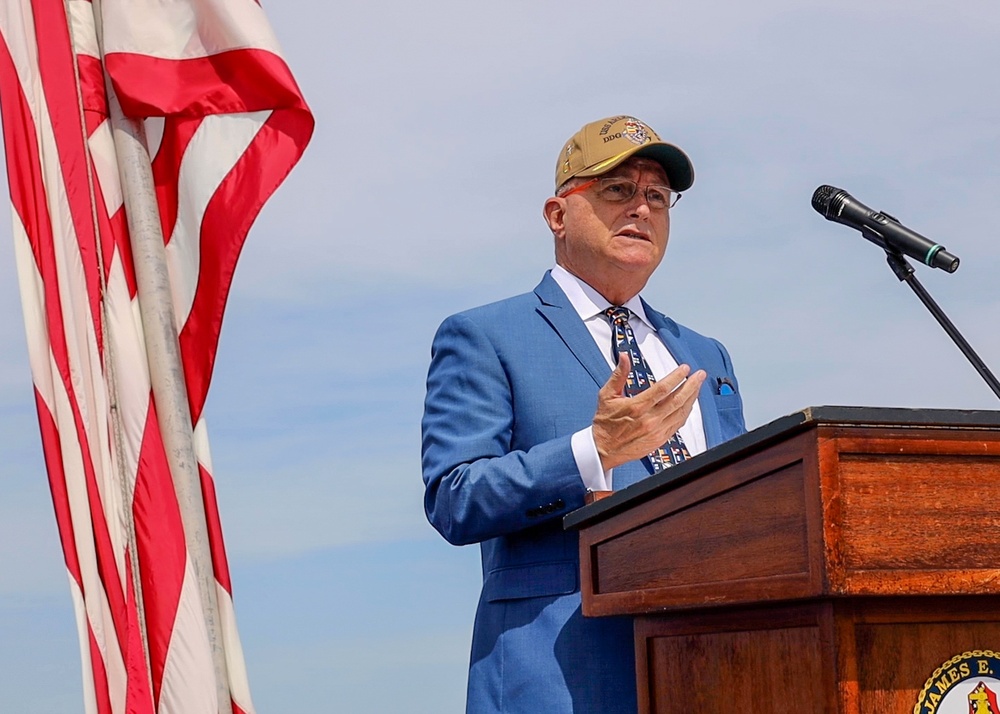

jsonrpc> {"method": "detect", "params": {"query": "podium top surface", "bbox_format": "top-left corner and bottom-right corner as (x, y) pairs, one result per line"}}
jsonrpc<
(563, 405), (1000, 530)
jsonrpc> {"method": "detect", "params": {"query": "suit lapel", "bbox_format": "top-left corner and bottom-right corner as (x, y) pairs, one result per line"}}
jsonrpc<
(534, 273), (610, 388)
(642, 299), (724, 449)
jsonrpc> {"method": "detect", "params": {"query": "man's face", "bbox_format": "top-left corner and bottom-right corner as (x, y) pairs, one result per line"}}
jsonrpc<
(545, 157), (672, 303)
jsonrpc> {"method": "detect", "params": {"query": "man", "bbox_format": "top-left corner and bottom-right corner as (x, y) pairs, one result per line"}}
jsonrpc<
(422, 115), (747, 713)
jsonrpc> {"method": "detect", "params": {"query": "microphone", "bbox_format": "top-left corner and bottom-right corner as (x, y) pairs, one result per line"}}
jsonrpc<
(811, 185), (959, 273)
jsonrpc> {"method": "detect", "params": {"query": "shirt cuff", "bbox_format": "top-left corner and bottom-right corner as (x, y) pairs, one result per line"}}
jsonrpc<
(571, 426), (612, 492)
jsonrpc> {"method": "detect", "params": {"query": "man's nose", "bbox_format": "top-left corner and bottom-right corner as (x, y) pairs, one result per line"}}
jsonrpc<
(627, 193), (652, 218)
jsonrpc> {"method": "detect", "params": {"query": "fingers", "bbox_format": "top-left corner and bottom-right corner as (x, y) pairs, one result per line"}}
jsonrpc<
(660, 369), (705, 425)
(646, 363), (692, 399)
(645, 366), (704, 408)
(642, 367), (705, 433)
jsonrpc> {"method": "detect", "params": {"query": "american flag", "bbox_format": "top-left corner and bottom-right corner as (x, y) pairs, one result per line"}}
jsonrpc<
(0, 0), (313, 712)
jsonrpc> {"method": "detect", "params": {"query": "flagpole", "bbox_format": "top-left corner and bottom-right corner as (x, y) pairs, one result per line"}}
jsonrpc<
(106, 83), (232, 714)
(91, 4), (231, 711)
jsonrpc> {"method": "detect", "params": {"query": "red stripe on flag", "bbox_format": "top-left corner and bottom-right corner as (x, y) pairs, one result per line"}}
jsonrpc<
(88, 625), (114, 714)
(77, 53), (107, 136)
(199, 463), (232, 593)
(124, 552), (156, 714)
(76, 415), (140, 676)
(132, 400), (189, 705)
(33, 0), (104, 355)
(105, 49), (308, 117)
(77, 53), (107, 113)
(94, 194), (136, 297)
(0, 23), (76, 387)
(150, 115), (200, 250)
(33, 390), (84, 587)
(181, 107), (313, 419)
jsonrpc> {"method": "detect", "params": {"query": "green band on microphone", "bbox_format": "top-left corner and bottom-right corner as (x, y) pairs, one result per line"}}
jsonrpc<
(925, 244), (943, 266)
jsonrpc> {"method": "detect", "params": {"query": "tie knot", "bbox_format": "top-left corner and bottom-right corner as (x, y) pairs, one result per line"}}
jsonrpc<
(604, 306), (630, 326)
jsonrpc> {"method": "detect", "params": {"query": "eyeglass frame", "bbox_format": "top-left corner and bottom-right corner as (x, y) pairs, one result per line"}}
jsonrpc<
(559, 176), (682, 210)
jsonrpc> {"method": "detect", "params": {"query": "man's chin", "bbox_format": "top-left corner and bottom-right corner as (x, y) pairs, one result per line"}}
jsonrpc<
(610, 249), (662, 275)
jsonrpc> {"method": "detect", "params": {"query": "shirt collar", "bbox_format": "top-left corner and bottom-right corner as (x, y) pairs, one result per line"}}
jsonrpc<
(550, 264), (652, 327)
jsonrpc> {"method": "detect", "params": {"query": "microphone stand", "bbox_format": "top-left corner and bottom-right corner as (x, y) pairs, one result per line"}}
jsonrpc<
(867, 226), (1000, 401)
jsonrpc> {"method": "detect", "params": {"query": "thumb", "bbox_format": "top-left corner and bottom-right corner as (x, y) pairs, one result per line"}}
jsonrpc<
(602, 352), (631, 396)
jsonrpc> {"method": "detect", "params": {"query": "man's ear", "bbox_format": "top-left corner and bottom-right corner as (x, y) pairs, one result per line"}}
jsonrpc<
(542, 196), (567, 238)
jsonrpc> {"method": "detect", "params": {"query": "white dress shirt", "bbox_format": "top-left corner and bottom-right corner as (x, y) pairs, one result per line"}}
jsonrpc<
(550, 265), (706, 491)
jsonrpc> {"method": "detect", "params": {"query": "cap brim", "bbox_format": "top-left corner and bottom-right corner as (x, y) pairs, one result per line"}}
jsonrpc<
(574, 142), (695, 192)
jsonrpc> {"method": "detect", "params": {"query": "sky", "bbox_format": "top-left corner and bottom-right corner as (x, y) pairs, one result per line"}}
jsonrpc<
(1, 0), (999, 711)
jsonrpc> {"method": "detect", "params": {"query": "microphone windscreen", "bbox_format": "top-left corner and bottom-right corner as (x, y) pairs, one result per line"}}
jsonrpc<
(811, 185), (838, 215)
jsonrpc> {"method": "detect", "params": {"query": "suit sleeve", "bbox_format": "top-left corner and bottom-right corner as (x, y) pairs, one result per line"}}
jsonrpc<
(421, 313), (588, 546)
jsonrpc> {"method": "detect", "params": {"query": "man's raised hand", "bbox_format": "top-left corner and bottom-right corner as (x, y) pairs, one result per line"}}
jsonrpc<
(592, 353), (705, 471)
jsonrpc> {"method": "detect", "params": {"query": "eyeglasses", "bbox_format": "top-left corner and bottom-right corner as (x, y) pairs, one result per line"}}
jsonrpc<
(561, 177), (681, 210)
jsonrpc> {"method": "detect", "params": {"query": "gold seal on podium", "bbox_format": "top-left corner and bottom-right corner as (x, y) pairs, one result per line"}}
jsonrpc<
(914, 650), (1000, 714)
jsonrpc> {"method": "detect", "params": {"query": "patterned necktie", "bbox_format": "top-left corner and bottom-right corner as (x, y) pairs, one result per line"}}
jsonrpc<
(604, 306), (690, 474)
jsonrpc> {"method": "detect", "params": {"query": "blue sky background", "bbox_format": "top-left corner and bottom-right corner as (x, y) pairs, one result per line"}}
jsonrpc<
(2, 0), (999, 710)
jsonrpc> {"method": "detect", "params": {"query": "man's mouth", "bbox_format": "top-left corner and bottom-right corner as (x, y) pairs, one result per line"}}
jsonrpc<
(617, 230), (649, 241)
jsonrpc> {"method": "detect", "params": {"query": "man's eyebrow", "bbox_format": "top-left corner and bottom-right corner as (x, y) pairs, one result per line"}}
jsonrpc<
(601, 173), (671, 184)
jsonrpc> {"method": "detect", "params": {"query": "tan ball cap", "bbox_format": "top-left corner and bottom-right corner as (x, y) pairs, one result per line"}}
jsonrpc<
(555, 115), (694, 192)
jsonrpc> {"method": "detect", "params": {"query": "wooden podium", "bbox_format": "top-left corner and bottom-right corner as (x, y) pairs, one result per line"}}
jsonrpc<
(565, 407), (1000, 713)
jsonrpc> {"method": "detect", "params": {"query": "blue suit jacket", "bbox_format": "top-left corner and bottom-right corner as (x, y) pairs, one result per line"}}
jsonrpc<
(422, 272), (746, 714)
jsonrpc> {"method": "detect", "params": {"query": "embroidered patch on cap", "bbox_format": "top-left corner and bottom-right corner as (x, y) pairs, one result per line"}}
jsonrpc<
(622, 118), (650, 146)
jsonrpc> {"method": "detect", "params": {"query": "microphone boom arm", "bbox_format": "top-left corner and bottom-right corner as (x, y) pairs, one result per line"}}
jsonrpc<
(869, 226), (1000, 401)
